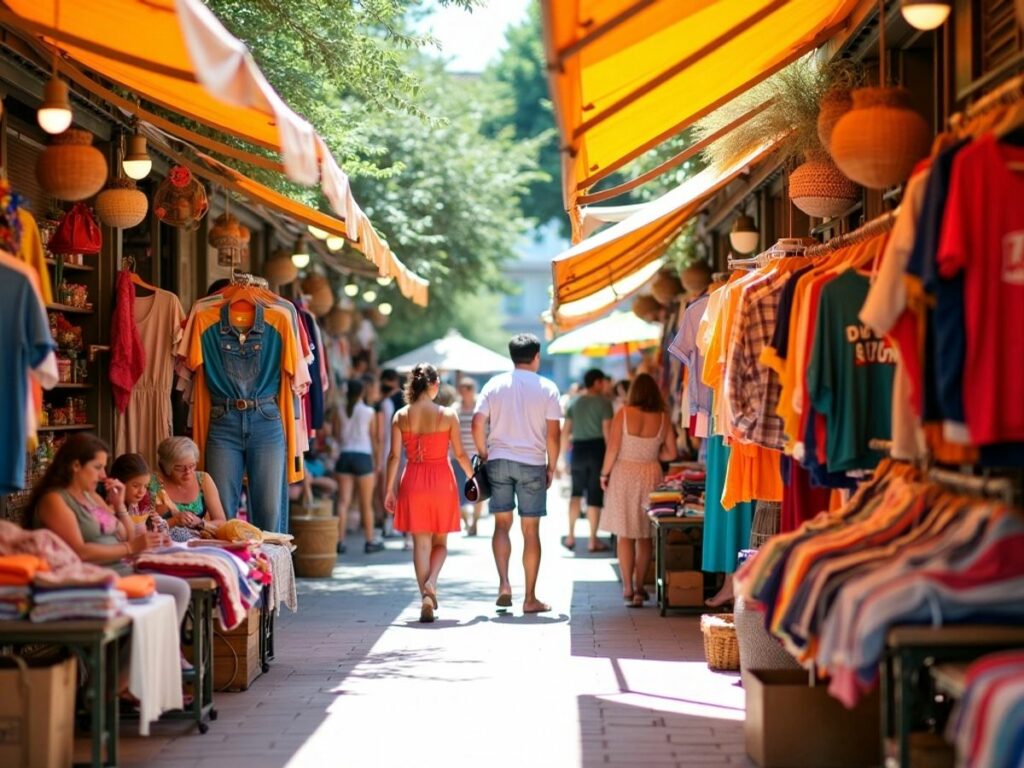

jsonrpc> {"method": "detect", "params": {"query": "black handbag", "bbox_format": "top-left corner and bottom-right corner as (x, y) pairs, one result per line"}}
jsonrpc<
(464, 454), (492, 503)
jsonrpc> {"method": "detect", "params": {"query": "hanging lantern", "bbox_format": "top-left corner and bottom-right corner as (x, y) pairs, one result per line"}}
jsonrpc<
(263, 248), (298, 287)
(817, 88), (853, 156)
(829, 87), (931, 190)
(789, 152), (861, 219)
(367, 306), (389, 329)
(94, 178), (148, 229)
(650, 270), (683, 305)
(36, 129), (108, 201)
(208, 211), (243, 266)
(302, 274), (334, 316)
(632, 294), (661, 322)
(729, 214), (760, 254)
(153, 166), (208, 230)
(324, 306), (354, 336)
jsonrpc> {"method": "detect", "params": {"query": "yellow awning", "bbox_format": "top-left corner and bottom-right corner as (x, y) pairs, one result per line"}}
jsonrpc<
(542, 0), (856, 214)
(0, 0), (430, 304)
(551, 144), (775, 330)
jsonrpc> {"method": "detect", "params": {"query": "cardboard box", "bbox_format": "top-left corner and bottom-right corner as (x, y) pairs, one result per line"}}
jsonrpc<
(0, 655), (76, 768)
(745, 669), (880, 768)
(666, 570), (704, 606)
(664, 543), (694, 571)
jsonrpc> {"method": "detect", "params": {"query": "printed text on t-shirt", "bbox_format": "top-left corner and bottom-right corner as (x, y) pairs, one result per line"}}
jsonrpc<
(845, 324), (896, 366)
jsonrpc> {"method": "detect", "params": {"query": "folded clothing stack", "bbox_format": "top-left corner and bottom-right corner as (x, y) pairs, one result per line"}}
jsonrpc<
(31, 564), (124, 622)
(0, 554), (49, 619)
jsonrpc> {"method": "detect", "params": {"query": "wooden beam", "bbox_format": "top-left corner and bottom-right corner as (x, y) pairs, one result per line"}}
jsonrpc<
(703, 154), (785, 231)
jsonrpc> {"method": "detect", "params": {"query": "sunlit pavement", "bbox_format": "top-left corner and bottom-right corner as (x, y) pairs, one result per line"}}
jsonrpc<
(107, 483), (752, 768)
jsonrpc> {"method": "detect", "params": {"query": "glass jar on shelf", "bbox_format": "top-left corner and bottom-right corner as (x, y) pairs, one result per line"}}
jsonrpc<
(57, 357), (72, 383)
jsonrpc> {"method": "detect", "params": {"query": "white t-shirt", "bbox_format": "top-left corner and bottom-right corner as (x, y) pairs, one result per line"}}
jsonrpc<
(340, 401), (375, 455)
(476, 369), (562, 465)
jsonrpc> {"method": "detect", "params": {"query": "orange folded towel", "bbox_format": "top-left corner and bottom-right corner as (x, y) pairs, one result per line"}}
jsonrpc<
(115, 574), (156, 600)
(0, 554), (49, 585)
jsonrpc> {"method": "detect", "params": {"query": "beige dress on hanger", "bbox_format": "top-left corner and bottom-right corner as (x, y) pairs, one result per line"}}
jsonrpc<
(114, 289), (185, 465)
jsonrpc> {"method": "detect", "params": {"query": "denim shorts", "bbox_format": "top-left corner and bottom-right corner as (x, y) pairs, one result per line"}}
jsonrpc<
(335, 451), (374, 477)
(486, 459), (547, 517)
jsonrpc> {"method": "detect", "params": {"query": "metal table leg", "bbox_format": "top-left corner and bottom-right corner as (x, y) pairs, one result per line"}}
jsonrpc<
(105, 637), (119, 767)
(89, 641), (104, 768)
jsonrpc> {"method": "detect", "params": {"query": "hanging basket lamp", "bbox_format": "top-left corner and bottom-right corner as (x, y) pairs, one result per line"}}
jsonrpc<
(651, 270), (683, 305)
(208, 211), (243, 264)
(36, 129), (108, 202)
(94, 177), (148, 229)
(829, 86), (931, 190)
(153, 166), (208, 230)
(324, 306), (354, 336)
(302, 274), (334, 316)
(817, 87), (853, 156)
(632, 294), (661, 322)
(789, 152), (860, 219)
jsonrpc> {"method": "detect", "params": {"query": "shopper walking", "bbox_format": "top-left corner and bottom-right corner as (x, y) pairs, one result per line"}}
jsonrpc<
(473, 334), (562, 613)
(454, 378), (485, 536)
(562, 368), (613, 552)
(335, 378), (383, 554)
(384, 364), (473, 622)
(599, 374), (677, 607)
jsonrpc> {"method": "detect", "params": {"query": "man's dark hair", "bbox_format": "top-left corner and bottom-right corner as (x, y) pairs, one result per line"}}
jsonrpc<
(380, 369), (400, 387)
(584, 368), (608, 389)
(508, 333), (541, 365)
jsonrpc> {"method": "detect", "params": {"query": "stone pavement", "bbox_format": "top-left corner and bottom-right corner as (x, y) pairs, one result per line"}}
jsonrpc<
(104, 488), (752, 768)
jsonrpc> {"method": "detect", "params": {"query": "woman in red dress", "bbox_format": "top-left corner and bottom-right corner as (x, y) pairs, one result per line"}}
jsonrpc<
(384, 364), (474, 622)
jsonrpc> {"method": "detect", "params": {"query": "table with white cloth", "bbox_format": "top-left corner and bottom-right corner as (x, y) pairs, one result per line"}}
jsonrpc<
(124, 594), (183, 735)
(260, 543), (297, 670)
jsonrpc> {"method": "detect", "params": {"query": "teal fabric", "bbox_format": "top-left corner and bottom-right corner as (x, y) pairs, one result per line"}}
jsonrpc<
(702, 434), (754, 573)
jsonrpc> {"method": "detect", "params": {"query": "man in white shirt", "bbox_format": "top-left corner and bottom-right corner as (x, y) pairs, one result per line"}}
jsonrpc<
(473, 334), (562, 613)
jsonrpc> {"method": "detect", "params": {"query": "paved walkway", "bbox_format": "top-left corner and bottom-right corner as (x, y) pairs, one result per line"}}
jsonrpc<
(109, 489), (751, 768)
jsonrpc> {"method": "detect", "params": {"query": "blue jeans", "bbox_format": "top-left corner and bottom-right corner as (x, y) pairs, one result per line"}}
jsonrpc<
(206, 400), (285, 532)
(487, 459), (548, 517)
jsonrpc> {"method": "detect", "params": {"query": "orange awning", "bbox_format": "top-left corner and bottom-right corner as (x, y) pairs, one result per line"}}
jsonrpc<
(541, 0), (857, 216)
(551, 144), (775, 330)
(0, 0), (430, 304)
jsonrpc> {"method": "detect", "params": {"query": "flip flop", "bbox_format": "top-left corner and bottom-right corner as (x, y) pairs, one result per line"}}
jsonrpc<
(495, 593), (513, 608)
(562, 538), (576, 551)
(588, 541), (610, 553)
(630, 593), (644, 608)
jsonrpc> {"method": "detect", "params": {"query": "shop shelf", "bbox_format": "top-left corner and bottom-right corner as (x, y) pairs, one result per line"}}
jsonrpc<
(45, 258), (94, 272)
(50, 382), (93, 389)
(45, 302), (94, 314)
(38, 424), (96, 432)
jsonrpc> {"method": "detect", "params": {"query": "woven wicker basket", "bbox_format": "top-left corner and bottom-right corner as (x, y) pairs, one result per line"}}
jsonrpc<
(651, 270), (683, 305)
(36, 129), (108, 202)
(817, 88), (852, 155)
(632, 293), (661, 321)
(263, 250), (298, 287)
(153, 166), (208, 230)
(324, 306), (354, 336)
(95, 178), (148, 228)
(701, 613), (740, 671)
(789, 153), (860, 219)
(749, 500), (781, 549)
(830, 87), (931, 190)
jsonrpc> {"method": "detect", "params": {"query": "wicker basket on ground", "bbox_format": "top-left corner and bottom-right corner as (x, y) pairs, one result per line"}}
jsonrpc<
(701, 613), (740, 672)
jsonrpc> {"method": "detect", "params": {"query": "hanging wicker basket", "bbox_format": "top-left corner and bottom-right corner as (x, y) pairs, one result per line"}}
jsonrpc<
(153, 166), (208, 230)
(701, 613), (740, 671)
(651, 270), (683, 305)
(632, 294), (661, 322)
(817, 88), (853, 156)
(749, 500), (781, 549)
(239, 224), (251, 261)
(308, 285), (335, 317)
(263, 249), (298, 287)
(789, 153), (860, 219)
(94, 178), (148, 229)
(830, 87), (931, 190)
(36, 129), (108, 202)
(208, 212), (243, 265)
(324, 306), (354, 336)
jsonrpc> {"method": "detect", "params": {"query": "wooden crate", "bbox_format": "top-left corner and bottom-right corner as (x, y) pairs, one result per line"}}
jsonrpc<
(212, 605), (262, 691)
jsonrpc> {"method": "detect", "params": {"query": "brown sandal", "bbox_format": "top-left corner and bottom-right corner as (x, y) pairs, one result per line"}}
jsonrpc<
(419, 596), (435, 623)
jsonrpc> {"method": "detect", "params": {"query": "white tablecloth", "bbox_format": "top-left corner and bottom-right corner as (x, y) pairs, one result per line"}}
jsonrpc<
(125, 594), (183, 735)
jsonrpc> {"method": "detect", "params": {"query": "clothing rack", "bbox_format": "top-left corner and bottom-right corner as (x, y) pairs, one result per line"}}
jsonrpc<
(805, 210), (898, 258)
(926, 468), (1016, 506)
(951, 73), (1024, 127)
(727, 237), (809, 270)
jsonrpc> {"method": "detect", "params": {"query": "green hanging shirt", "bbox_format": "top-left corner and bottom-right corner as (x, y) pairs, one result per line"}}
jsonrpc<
(807, 269), (895, 472)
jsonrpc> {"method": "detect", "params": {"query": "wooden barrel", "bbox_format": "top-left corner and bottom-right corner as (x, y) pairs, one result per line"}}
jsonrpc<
(290, 516), (338, 578)
(289, 498), (333, 519)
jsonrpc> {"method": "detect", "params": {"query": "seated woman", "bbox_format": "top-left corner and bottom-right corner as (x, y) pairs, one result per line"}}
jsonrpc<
(149, 437), (227, 538)
(110, 453), (168, 536)
(29, 433), (190, 626)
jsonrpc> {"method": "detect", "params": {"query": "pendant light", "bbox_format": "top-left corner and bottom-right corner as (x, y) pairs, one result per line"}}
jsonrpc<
(900, 0), (951, 30)
(326, 235), (345, 252)
(729, 213), (760, 254)
(291, 235), (310, 268)
(376, 275), (393, 287)
(307, 225), (329, 240)
(38, 65), (72, 134)
(378, 302), (393, 317)
(122, 129), (152, 180)
(343, 282), (359, 297)
(362, 289), (378, 303)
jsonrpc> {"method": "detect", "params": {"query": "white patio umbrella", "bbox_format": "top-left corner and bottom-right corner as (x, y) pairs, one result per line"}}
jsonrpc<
(547, 311), (663, 356)
(381, 329), (513, 374)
